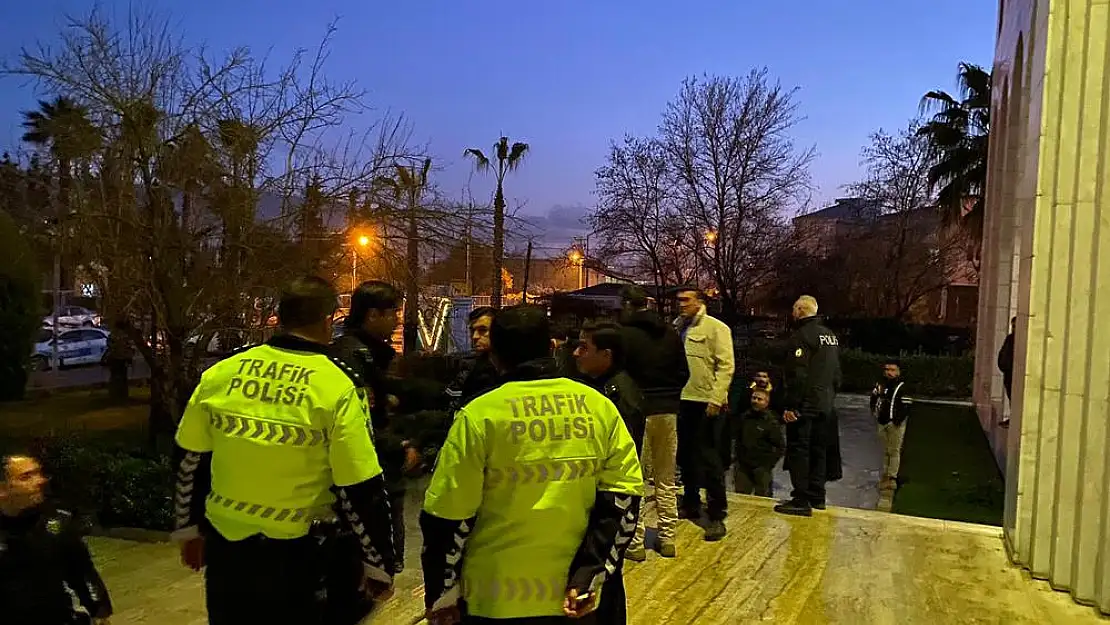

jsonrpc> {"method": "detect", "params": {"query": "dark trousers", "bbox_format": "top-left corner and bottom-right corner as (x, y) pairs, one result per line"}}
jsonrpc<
(205, 531), (323, 625)
(322, 531), (375, 625)
(677, 400), (728, 520)
(785, 411), (830, 505)
(390, 490), (406, 569)
(734, 463), (774, 497)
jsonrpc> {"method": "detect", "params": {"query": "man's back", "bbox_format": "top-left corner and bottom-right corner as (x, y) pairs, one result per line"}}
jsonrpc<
(177, 338), (380, 541)
(620, 309), (689, 415)
(785, 317), (841, 415)
(423, 376), (642, 619)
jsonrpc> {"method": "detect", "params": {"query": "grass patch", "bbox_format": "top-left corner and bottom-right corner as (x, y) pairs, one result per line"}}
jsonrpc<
(892, 403), (1004, 526)
(0, 388), (150, 439)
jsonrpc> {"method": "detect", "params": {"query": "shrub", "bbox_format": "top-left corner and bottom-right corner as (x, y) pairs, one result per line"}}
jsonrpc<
(0, 209), (42, 401)
(741, 342), (973, 398)
(34, 435), (174, 531)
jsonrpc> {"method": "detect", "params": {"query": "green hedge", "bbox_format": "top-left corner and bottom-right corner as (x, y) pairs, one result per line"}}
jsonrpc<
(742, 343), (973, 398)
(35, 435), (174, 531)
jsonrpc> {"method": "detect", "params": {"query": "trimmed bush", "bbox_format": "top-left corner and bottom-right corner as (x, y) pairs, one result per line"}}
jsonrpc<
(741, 342), (973, 398)
(34, 435), (174, 531)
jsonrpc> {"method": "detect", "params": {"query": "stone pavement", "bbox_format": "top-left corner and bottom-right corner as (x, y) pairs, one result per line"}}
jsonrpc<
(764, 393), (885, 510)
(90, 495), (1104, 625)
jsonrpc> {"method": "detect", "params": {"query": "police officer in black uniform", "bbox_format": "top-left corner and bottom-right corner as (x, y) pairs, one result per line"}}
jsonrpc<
(775, 295), (841, 517)
(0, 450), (113, 625)
(330, 280), (418, 572)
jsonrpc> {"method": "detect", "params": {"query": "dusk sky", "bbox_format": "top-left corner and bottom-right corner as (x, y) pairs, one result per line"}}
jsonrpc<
(0, 0), (997, 253)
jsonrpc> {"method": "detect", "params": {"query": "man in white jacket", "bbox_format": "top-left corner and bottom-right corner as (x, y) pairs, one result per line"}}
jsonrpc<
(674, 289), (735, 542)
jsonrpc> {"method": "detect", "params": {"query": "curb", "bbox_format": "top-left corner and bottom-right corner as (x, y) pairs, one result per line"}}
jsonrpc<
(90, 526), (172, 543)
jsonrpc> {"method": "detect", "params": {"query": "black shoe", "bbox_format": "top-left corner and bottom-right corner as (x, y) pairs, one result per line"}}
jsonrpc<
(811, 501), (827, 511)
(393, 561), (405, 574)
(774, 499), (813, 517)
(678, 506), (702, 520)
(704, 520), (727, 542)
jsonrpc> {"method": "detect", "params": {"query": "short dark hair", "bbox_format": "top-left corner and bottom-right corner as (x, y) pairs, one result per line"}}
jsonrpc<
(279, 276), (339, 329)
(0, 444), (36, 482)
(620, 285), (649, 309)
(468, 306), (496, 325)
(581, 319), (625, 370)
(346, 281), (401, 329)
(883, 357), (902, 367)
(490, 306), (551, 369)
(674, 287), (705, 302)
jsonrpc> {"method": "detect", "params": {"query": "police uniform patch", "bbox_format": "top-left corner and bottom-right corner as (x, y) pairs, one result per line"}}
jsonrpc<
(795, 348), (804, 358)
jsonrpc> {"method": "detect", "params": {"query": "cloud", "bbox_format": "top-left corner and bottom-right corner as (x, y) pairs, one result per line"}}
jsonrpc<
(509, 204), (592, 254)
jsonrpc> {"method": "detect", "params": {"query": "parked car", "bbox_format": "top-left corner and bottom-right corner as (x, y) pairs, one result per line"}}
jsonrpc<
(30, 327), (111, 371)
(42, 306), (101, 328)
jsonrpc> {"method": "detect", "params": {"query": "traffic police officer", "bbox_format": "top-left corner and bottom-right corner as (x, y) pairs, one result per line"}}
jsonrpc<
(775, 295), (842, 517)
(420, 306), (644, 624)
(172, 276), (395, 625)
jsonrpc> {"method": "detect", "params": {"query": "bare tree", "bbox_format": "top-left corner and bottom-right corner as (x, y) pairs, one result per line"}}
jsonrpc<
(590, 136), (678, 296)
(843, 122), (968, 319)
(660, 70), (813, 321)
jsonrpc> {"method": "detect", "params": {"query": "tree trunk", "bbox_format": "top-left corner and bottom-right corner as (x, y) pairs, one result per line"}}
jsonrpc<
(491, 185), (505, 309)
(403, 199), (420, 353)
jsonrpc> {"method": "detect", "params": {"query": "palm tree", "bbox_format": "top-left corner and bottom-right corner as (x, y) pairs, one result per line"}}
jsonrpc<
(379, 158), (432, 353)
(465, 137), (529, 308)
(917, 63), (991, 249)
(21, 97), (100, 199)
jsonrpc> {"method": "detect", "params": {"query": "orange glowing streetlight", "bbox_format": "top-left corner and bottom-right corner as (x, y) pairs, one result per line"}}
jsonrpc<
(704, 229), (718, 245)
(357, 234), (370, 247)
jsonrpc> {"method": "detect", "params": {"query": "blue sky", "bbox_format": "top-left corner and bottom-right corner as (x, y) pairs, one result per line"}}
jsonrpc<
(0, 0), (997, 252)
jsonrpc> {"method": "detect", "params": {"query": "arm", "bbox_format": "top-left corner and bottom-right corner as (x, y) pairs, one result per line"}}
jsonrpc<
(768, 419), (787, 458)
(567, 409), (644, 597)
(421, 411), (485, 613)
(172, 378), (214, 543)
(59, 512), (113, 619)
(330, 386), (395, 584)
(869, 383), (880, 413)
(710, 322), (735, 407)
(781, 334), (809, 414)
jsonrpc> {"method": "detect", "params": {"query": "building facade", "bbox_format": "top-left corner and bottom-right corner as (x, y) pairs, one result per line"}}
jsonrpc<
(979, 0), (1110, 612)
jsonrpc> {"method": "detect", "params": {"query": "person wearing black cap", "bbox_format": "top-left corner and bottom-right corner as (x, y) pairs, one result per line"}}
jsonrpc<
(870, 357), (913, 490)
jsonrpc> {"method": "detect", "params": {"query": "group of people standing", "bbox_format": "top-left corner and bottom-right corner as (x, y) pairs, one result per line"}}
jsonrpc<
(0, 274), (855, 625)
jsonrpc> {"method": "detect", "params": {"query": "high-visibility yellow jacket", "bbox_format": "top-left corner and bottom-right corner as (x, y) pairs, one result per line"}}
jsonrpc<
(423, 372), (643, 619)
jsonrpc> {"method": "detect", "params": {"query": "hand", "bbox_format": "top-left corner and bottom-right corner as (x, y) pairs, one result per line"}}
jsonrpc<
(179, 536), (205, 571)
(426, 605), (462, 625)
(706, 403), (722, 417)
(783, 410), (798, 423)
(403, 445), (422, 473)
(563, 588), (597, 619)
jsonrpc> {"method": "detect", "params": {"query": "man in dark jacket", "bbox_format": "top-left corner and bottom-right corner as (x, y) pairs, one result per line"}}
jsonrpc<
(444, 306), (500, 413)
(618, 286), (688, 560)
(331, 281), (419, 576)
(997, 317), (1016, 427)
(572, 318), (642, 625)
(870, 358), (913, 489)
(733, 388), (785, 497)
(1, 451), (113, 625)
(776, 295), (841, 517)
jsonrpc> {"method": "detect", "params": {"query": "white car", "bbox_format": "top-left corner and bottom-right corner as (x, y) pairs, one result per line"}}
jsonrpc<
(43, 306), (101, 328)
(30, 327), (110, 371)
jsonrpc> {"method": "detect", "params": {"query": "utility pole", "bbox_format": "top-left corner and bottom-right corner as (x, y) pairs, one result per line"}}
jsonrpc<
(521, 240), (533, 304)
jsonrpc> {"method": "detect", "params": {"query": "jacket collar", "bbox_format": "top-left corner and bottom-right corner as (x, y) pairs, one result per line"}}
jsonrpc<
(267, 334), (330, 355)
(343, 329), (397, 366)
(500, 357), (559, 383)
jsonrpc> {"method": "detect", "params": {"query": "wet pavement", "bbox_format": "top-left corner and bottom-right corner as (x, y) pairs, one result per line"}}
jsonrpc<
(90, 493), (1102, 624)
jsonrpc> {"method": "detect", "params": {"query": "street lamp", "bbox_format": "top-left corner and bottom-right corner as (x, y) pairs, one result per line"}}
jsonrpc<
(352, 233), (370, 287)
(568, 249), (585, 289)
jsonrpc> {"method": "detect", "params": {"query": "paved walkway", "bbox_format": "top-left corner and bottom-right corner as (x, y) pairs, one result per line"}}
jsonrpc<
(89, 495), (1103, 625)
(762, 393), (885, 510)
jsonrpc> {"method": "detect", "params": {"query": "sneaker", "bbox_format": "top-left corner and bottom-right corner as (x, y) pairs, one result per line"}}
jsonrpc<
(811, 501), (827, 511)
(773, 499), (813, 517)
(625, 547), (647, 562)
(393, 560), (405, 574)
(704, 520), (727, 542)
(657, 542), (676, 558)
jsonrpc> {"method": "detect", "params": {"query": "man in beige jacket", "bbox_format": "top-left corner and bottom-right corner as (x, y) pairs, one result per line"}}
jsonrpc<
(674, 289), (735, 542)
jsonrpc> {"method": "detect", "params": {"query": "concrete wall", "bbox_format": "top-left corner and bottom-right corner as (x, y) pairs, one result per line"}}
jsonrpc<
(981, 0), (1110, 612)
